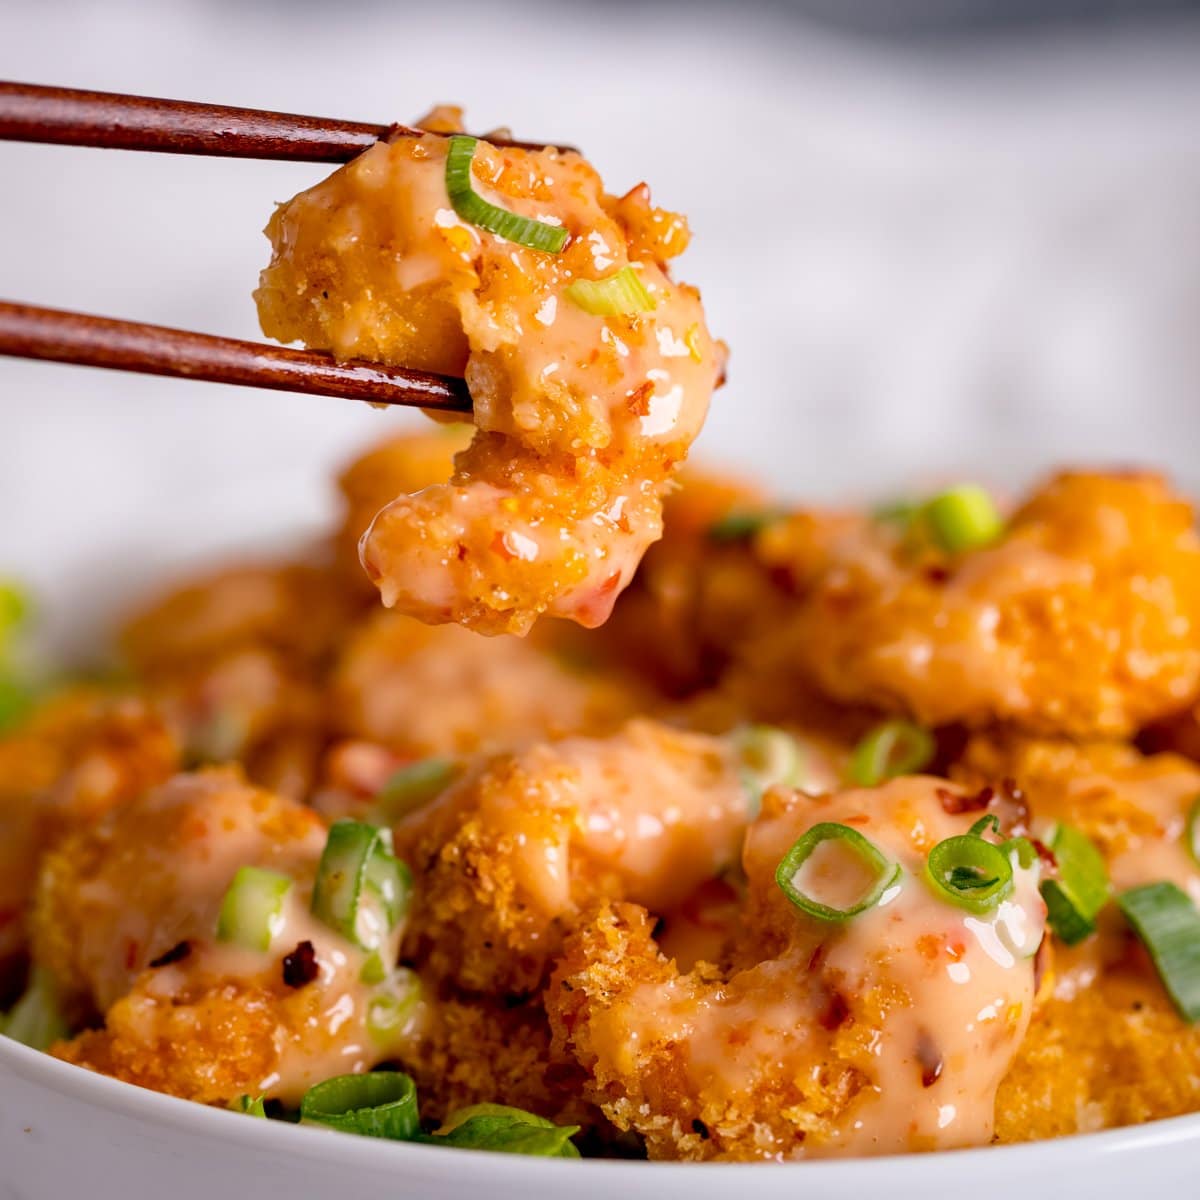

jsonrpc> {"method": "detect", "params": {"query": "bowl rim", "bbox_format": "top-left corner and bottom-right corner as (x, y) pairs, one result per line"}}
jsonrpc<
(4, 1033), (1200, 1178)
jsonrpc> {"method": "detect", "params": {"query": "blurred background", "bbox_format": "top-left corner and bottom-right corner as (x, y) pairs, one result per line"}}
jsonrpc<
(2, 0), (1199, 647)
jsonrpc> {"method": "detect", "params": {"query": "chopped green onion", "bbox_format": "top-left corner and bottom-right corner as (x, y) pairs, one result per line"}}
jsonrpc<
(444, 136), (568, 254)
(0, 675), (33, 733)
(1117, 882), (1200, 1022)
(360, 951), (387, 985)
(373, 758), (459, 823)
(0, 582), (30, 641)
(1185, 796), (1200, 869)
(229, 1094), (267, 1118)
(300, 1071), (420, 1141)
(707, 510), (775, 544)
(1039, 823), (1110, 945)
(0, 966), (68, 1050)
(967, 814), (1003, 839)
(872, 499), (920, 528)
(566, 266), (655, 316)
(311, 821), (412, 951)
(926, 833), (1014, 914)
(734, 725), (806, 817)
(366, 969), (422, 1043)
(215, 866), (292, 952)
(848, 720), (934, 787)
(775, 822), (901, 922)
(924, 485), (1004, 554)
(428, 1103), (581, 1157)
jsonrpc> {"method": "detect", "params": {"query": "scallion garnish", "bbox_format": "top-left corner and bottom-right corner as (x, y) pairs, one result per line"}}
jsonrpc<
(215, 866), (292, 952)
(1039, 823), (1110, 945)
(444, 136), (568, 254)
(1185, 796), (1200, 869)
(848, 720), (934, 787)
(373, 758), (459, 823)
(311, 821), (412, 952)
(707, 510), (776, 544)
(229, 1094), (267, 1118)
(299, 1071), (420, 1141)
(775, 822), (901, 922)
(924, 485), (1003, 554)
(1117, 882), (1200, 1022)
(565, 266), (655, 316)
(366, 969), (422, 1044)
(0, 966), (68, 1050)
(734, 725), (806, 817)
(427, 1103), (581, 1157)
(926, 832), (1014, 914)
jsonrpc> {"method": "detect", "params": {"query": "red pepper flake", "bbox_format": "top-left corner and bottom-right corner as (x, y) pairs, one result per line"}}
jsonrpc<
(149, 941), (192, 969)
(282, 940), (319, 989)
(937, 785), (992, 815)
(818, 988), (850, 1031)
(626, 381), (655, 417)
(916, 1028), (944, 1087)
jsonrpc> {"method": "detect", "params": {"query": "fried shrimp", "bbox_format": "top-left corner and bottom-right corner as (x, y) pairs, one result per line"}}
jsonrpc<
(394, 719), (752, 994)
(37, 771), (424, 1104)
(547, 778), (1045, 1160)
(330, 610), (645, 759)
(256, 117), (722, 634)
(0, 690), (177, 973)
(754, 472), (1200, 738)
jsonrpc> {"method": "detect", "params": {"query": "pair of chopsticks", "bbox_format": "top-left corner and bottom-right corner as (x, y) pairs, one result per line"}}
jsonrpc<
(0, 83), (573, 413)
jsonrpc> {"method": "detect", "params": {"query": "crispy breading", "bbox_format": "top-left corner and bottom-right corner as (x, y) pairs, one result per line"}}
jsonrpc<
(395, 719), (747, 994)
(996, 968), (1200, 1142)
(752, 472), (1200, 738)
(0, 689), (177, 969)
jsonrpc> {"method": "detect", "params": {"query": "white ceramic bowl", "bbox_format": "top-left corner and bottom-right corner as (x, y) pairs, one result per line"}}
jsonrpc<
(2, 1033), (1199, 1199)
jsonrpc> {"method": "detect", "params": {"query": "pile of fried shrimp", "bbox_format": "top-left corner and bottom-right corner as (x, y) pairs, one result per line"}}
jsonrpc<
(6, 442), (1200, 1161)
(6, 109), (1200, 1164)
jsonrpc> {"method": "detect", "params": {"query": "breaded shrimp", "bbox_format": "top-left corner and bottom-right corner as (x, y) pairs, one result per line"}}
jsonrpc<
(330, 609), (645, 758)
(755, 472), (1200, 738)
(0, 689), (176, 972)
(39, 770), (425, 1105)
(256, 117), (722, 634)
(395, 719), (752, 994)
(547, 778), (1046, 1160)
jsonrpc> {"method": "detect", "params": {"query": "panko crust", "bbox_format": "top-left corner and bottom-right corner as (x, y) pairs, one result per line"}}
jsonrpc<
(996, 968), (1200, 1142)
(395, 719), (746, 994)
(759, 472), (1200, 737)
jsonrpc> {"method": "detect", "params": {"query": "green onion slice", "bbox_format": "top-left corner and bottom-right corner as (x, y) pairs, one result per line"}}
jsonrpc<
(444, 136), (568, 254)
(311, 821), (412, 951)
(1117, 882), (1200, 1023)
(0, 966), (68, 1050)
(848, 720), (934, 787)
(734, 725), (806, 817)
(215, 866), (292, 952)
(1039, 823), (1110, 945)
(229, 1094), (267, 1118)
(1185, 796), (1200, 869)
(707, 509), (776, 544)
(366, 970), (423, 1044)
(373, 758), (459, 823)
(926, 833), (1014, 914)
(0, 582), (30, 643)
(775, 822), (902, 922)
(565, 266), (655, 316)
(300, 1071), (420, 1141)
(924, 485), (1004, 554)
(428, 1104), (581, 1157)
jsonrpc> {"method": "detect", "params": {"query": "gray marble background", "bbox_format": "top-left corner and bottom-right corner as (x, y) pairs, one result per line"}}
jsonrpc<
(2, 0), (1199, 649)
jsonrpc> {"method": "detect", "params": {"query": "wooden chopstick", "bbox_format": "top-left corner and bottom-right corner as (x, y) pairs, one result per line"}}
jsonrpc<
(0, 81), (573, 161)
(0, 301), (472, 413)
